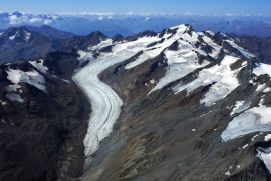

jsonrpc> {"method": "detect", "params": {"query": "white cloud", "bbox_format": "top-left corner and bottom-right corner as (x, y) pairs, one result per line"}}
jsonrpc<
(43, 19), (52, 24)
(9, 15), (28, 25)
(29, 17), (43, 23)
(8, 14), (54, 25)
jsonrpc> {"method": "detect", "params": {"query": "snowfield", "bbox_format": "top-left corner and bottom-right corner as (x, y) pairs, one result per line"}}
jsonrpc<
(173, 55), (241, 106)
(149, 39), (209, 94)
(221, 106), (271, 141)
(257, 147), (271, 173)
(6, 68), (46, 92)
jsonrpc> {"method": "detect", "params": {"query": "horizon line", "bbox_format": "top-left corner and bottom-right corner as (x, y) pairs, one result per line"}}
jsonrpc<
(1, 10), (271, 17)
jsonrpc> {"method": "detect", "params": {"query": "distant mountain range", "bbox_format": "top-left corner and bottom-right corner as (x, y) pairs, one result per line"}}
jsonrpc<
(1, 11), (271, 37)
(0, 26), (107, 63)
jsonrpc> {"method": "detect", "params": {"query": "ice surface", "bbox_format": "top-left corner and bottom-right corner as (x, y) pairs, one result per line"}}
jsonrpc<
(6, 68), (45, 92)
(6, 93), (23, 103)
(265, 134), (271, 141)
(206, 30), (215, 36)
(125, 24), (197, 70)
(231, 100), (250, 115)
(226, 39), (255, 58)
(202, 35), (221, 58)
(257, 148), (271, 173)
(29, 59), (48, 74)
(77, 50), (87, 60)
(0, 100), (7, 106)
(6, 84), (21, 92)
(253, 63), (271, 78)
(221, 106), (271, 141)
(9, 31), (18, 40)
(173, 55), (240, 106)
(149, 39), (209, 94)
(88, 39), (113, 51)
(225, 171), (231, 176)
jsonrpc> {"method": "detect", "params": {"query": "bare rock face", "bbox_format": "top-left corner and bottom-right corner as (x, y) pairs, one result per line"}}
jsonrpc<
(0, 52), (90, 181)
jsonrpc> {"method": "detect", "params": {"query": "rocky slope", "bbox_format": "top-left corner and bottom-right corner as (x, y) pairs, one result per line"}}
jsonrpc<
(0, 51), (90, 181)
(232, 35), (271, 65)
(0, 26), (68, 64)
(73, 24), (271, 181)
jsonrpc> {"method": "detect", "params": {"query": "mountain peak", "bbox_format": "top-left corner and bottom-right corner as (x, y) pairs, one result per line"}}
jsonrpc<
(12, 11), (25, 16)
(88, 31), (107, 39)
(170, 24), (192, 31)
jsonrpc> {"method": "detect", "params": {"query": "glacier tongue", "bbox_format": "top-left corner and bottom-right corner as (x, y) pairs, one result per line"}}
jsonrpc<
(72, 34), (168, 161)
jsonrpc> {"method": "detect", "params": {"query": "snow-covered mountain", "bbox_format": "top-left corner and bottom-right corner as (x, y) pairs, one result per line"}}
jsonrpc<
(1, 24), (271, 181)
(74, 24), (271, 180)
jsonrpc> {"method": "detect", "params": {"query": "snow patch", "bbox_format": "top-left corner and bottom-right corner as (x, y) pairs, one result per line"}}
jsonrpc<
(125, 24), (194, 70)
(173, 55), (240, 106)
(149, 40), (209, 94)
(242, 144), (249, 149)
(226, 39), (255, 58)
(257, 148), (271, 173)
(265, 134), (271, 141)
(6, 93), (23, 103)
(6, 84), (21, 92)
(253, 63), (271, 78)
(24, 30), (31, 42)
(77, 50), (87, 60)
(88, 39), (113, 51)
(0, 100), (7, 106)
(202, 35), (221, 58)
(29, 59), (48, 74)
(251, 134), (259, 141)
(225, 171), (231, 176)
(6, 68), (45, 92)
(221, 106), (271, 141)
(9, 31), (19, 40)
(231, 100), (251, 115)
(206, 30), (215, 36)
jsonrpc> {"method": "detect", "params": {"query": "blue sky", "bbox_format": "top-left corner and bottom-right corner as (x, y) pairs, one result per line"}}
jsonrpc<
(1, 0), (271, 16)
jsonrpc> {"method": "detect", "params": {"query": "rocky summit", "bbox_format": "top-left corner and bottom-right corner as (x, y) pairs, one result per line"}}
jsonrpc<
(1, 24), (271, 181)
